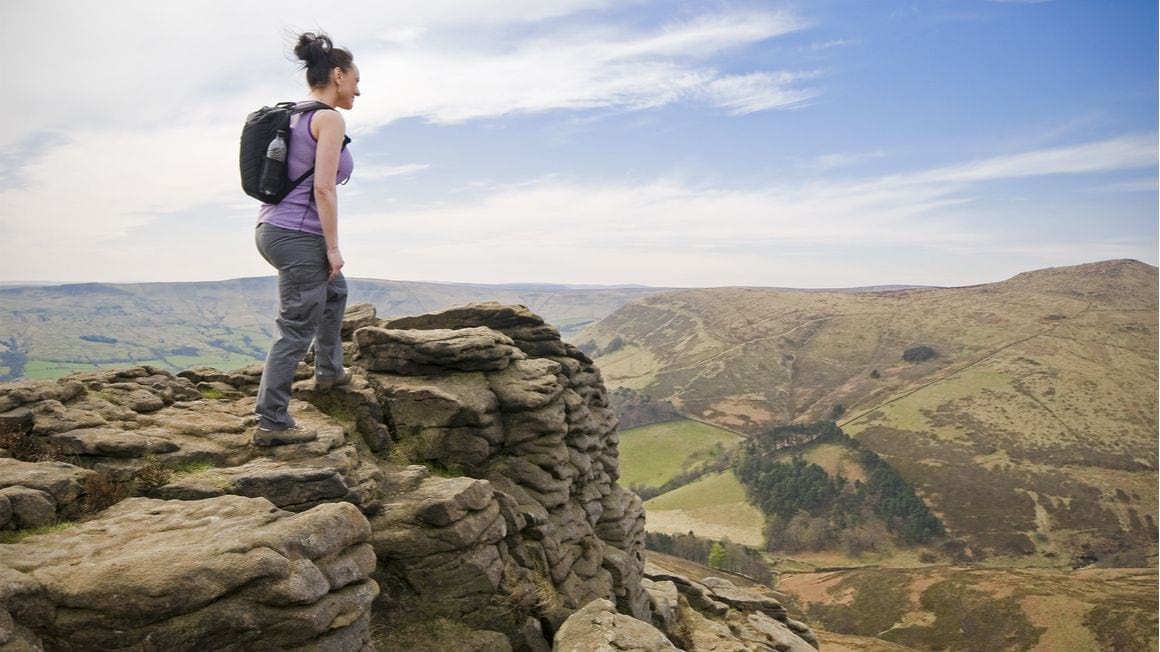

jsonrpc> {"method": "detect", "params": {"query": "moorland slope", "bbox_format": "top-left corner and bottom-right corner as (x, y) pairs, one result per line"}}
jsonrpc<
(583, 260), (1158, 560)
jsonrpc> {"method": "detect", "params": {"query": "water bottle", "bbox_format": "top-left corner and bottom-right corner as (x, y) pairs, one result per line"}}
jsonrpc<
(258, 130), (288, 198)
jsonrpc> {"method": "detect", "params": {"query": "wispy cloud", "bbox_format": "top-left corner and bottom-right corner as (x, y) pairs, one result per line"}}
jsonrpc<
(351, 10), (813, 128)
(0, 2), (814, 277)
(912, 134), (1157, 183)
(327, 134), (1157, 286)
(2, 132), (1154, 285)
(353, 163), (431, 180)
(804, 150), (887, 170)
(698, 72), (820, 115)
(808, 39), (855, 51)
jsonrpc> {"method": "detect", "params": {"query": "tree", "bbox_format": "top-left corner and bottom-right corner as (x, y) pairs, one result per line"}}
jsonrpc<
(902, 345), (937, 363)
(707, 542), (726, 569)
(604, 336), (627, 354)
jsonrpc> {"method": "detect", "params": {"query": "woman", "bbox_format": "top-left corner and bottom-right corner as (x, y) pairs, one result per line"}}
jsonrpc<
(253, 32), (359, 445)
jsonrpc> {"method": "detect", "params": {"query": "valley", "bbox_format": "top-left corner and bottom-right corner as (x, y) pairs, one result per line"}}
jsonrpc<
(605, 260), (1158, 650)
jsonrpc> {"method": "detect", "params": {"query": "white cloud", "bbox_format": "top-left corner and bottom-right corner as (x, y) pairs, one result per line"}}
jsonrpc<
(3, 133), (1155, 286)
(0, 124), (239, 244)
(0, 2), (813, 258)
(325, 133), (1156, 286)
(699, 72), (820, 115)
(1, 3), (809, 146)
(348, 10), (812, 128)
(916, 134), (1157, 183)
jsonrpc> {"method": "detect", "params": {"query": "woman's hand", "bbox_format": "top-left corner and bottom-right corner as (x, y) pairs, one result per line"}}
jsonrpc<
(327, 247), (345, 280)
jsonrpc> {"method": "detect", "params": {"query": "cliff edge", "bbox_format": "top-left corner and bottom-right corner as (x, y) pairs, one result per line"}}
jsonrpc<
(0, 302), (815, 651)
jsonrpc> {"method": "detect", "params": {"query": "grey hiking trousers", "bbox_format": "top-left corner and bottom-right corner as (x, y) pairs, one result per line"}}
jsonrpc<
(254, 223), (348, 429)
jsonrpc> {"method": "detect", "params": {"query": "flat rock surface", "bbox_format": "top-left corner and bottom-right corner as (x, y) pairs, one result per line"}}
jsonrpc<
(553, 598), (678, 652)
(0, 495), (377, 650)
(355, 326), (525, 375)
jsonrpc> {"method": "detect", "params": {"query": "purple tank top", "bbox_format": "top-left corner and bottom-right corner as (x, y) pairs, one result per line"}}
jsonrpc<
(257, 102), (354, 236)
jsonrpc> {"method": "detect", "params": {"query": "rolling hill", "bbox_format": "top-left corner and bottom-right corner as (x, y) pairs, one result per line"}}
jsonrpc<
(0, 278), (669, 381)
(583, 259), (1158, 561)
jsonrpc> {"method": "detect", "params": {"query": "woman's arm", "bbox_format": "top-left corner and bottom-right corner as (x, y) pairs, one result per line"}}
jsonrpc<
(311, 108), (346, 280)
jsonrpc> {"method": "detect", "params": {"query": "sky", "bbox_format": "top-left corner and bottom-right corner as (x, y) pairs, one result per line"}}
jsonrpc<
(0, 0), (1156, 288)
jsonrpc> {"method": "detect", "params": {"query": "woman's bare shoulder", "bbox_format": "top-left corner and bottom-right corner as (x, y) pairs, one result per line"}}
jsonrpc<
(311, 107), (346, 140)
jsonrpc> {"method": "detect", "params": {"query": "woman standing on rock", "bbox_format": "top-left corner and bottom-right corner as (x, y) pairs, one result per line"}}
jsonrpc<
(253, 32), (359, 445)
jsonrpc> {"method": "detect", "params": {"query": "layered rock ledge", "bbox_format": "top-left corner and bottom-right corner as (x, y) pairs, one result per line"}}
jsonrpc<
(0, 301), (814, 651)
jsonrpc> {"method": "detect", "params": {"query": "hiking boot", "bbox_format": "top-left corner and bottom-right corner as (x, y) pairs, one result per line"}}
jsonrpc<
(252, 423), (318, 447)
(314, 368), (353, 392)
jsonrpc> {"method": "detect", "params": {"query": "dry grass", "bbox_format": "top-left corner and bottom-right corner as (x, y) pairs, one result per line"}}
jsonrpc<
(0, 431), (65, 463)
(80, 471), (129, 514)
(133, 462), (172, 493)
(776, 565), (1159, 652)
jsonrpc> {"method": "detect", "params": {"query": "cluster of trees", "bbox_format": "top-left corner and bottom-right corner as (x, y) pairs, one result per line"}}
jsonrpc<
(645, 531), (773, 584)
(736, 422), (943, 553)
(763, 513), (894, 556)
(750, 420), (843, 453)
(610, 386), (683, 430)
(79, 335), (118, 344)
(577, 335), (628, 358)
(902, 345), (938, 363)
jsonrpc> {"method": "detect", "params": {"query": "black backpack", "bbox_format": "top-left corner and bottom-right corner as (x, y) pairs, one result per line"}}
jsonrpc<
(240, 101), (339, 204)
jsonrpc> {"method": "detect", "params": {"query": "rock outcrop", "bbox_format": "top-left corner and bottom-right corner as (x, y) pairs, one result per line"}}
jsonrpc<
(642, 562), (818, 651)
(553, 598), (679, 651)
(0, 496), (377, 650)
(0, 302), (813, 651)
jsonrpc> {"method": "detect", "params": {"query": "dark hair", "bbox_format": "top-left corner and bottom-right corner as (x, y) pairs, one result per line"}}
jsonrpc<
(294, 32), (354, 89)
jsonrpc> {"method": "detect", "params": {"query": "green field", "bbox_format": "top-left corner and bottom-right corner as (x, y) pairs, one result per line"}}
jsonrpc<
(643, 470), (765, 546)
(19, 352), (261, 380)
(617, 418), (741, 488)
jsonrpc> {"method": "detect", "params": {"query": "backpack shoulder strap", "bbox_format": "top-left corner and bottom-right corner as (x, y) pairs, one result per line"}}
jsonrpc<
(291, 101), (335, 114)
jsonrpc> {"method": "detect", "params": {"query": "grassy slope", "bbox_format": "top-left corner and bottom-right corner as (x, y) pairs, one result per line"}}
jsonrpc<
(643, 471), (765, 546)
(586, 260), (1159, 561)
(617, 418), (740, 488)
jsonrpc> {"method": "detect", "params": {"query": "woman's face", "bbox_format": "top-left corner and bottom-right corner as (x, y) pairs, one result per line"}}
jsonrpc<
(335, 63), (361, 110)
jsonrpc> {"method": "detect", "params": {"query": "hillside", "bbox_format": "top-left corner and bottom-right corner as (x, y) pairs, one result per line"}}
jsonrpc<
(582, 259), (1158, 561)
(0, 278), (667, 381)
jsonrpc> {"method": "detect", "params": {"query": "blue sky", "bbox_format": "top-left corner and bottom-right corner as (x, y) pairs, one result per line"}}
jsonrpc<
(0, 0), (1155, 287)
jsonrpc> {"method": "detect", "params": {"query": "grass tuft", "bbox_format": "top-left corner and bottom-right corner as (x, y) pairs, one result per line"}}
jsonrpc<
(0, 521), (76, 544)
(370, 618), (482, 652)
(81, 471), (129, 514)
(198, 387), (225, 400)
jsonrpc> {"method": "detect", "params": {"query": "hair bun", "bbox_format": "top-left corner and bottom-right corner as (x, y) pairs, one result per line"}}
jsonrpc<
(294, 32), (334, 64)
